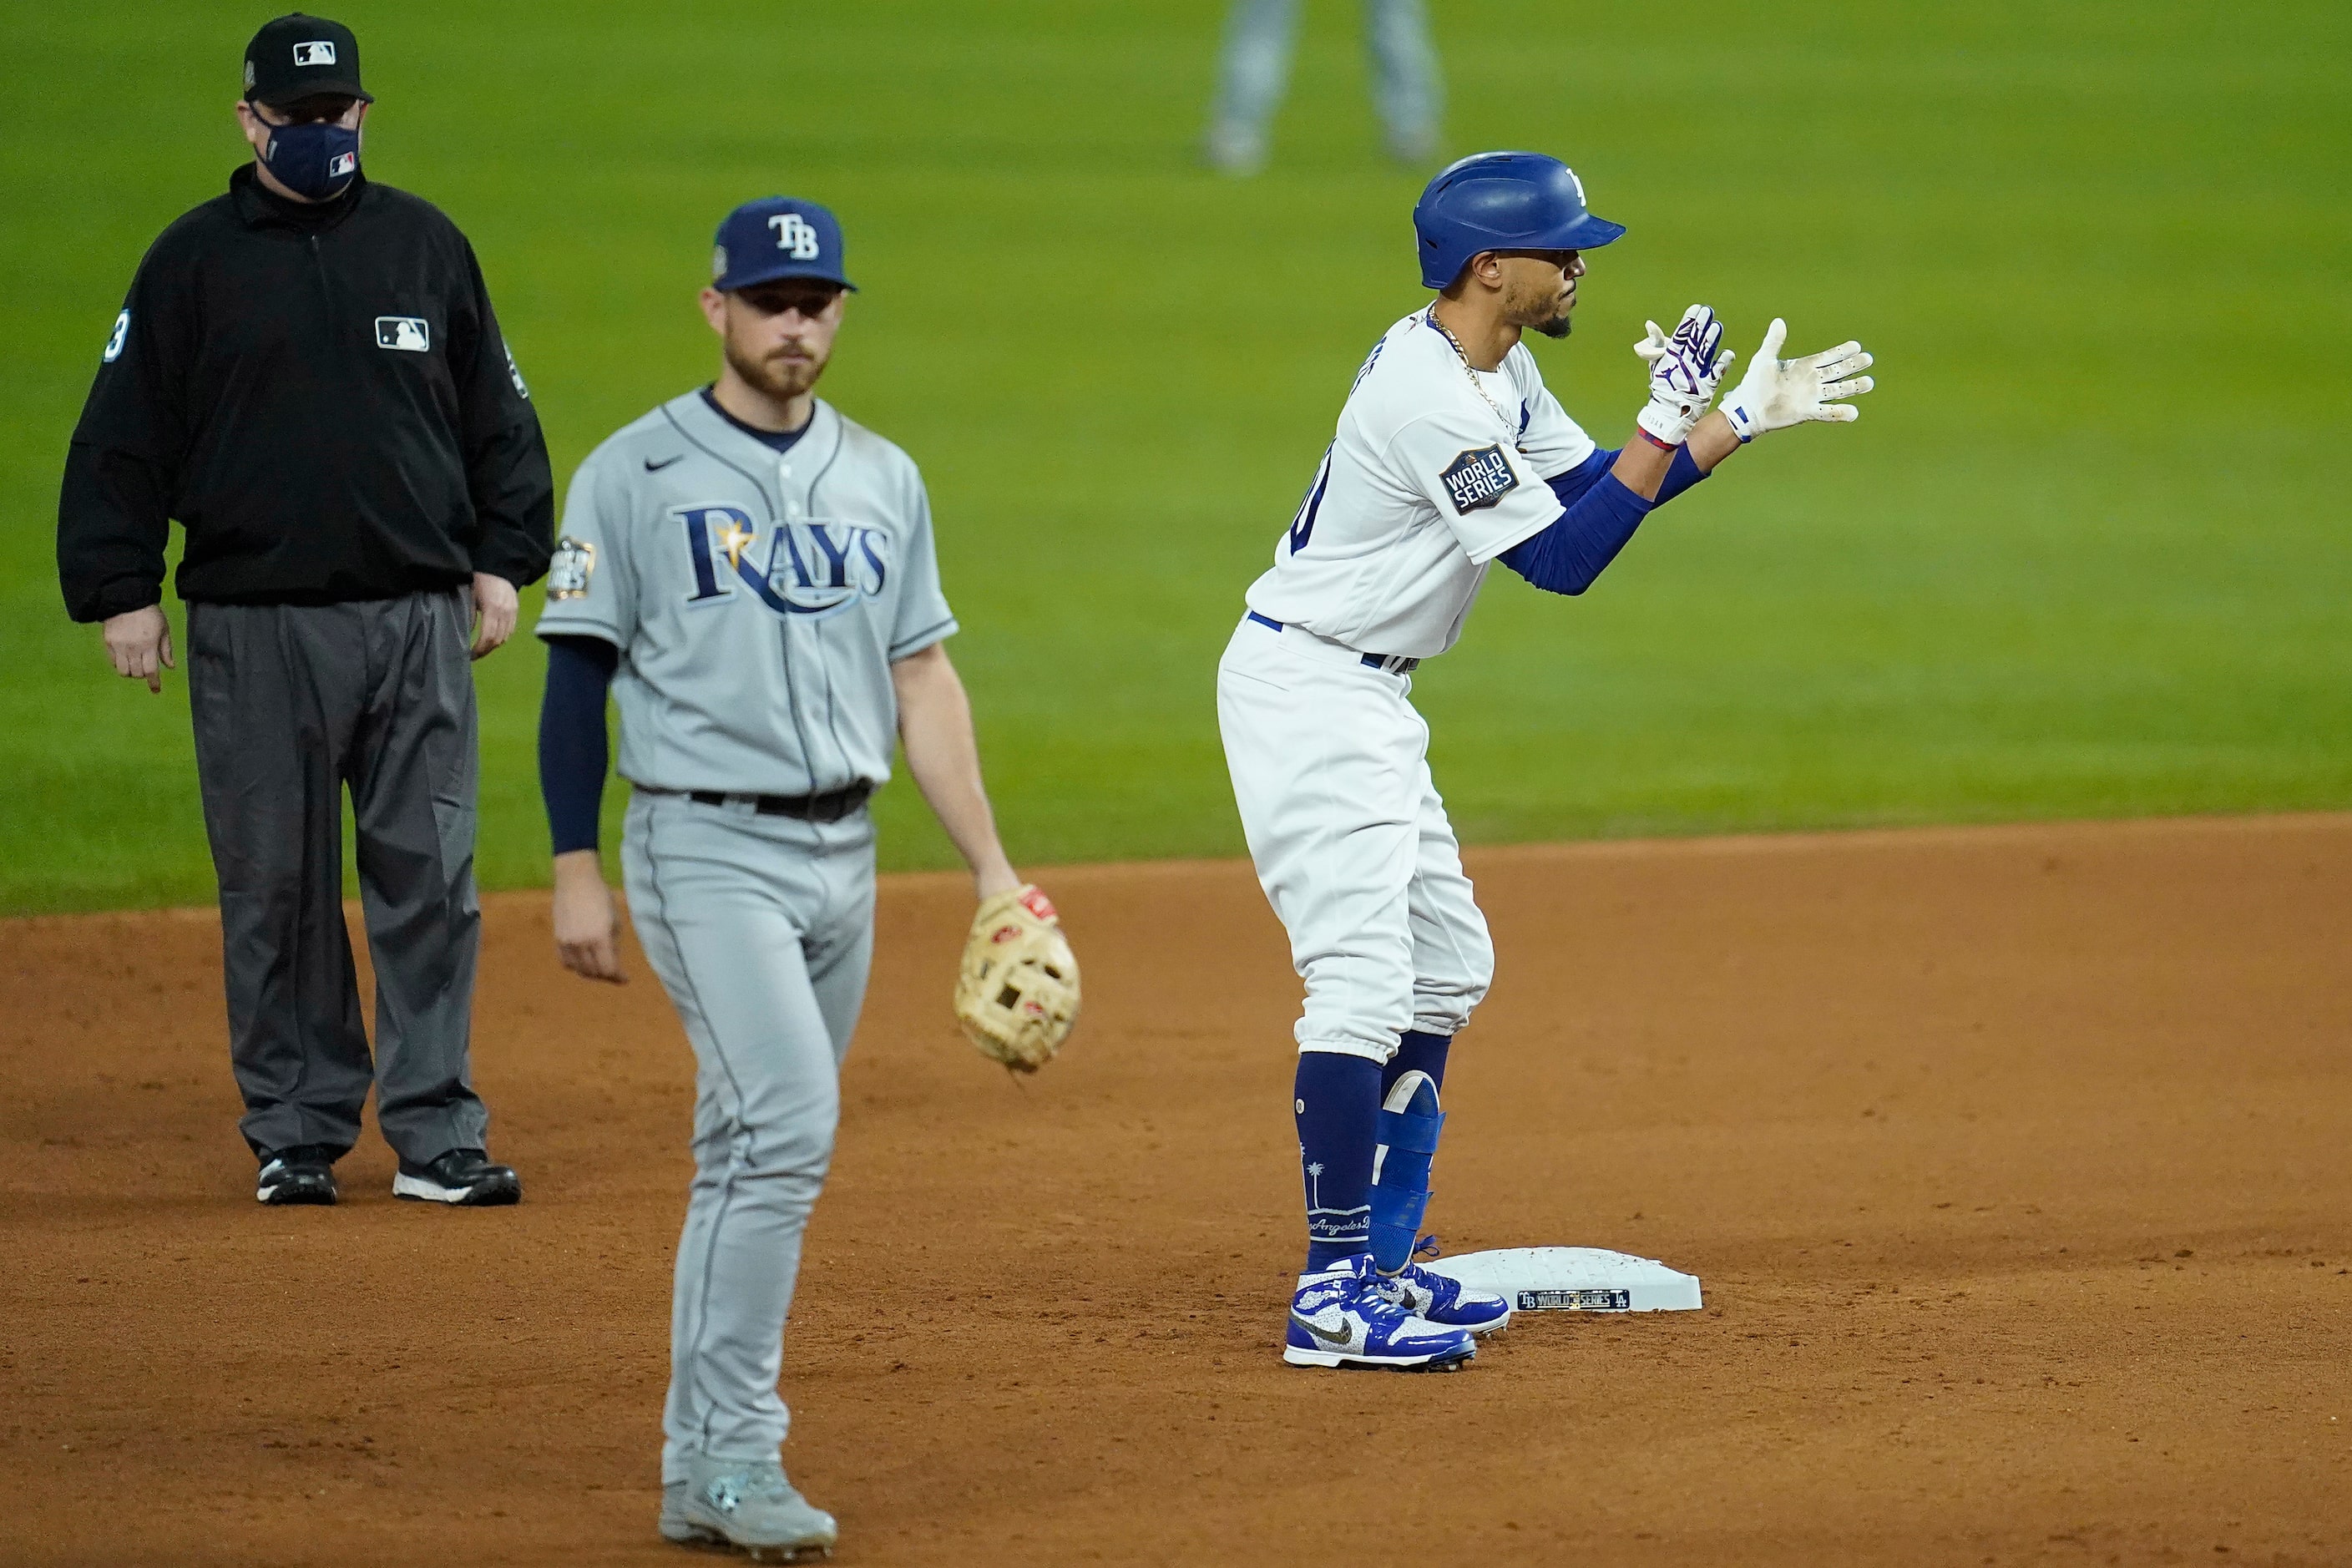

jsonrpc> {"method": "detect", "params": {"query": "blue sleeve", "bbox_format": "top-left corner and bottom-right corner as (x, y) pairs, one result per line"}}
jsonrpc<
(1545, 445), (1709, 508)
(1542, 448), (1612, 509)
(1656, 443), (1708, 504)
(1505, 446), (1712, 596)
(539, 635), (620, 855)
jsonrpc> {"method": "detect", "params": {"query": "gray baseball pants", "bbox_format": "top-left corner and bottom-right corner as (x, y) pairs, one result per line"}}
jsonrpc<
(185, 589), (489, 1165)
(621, 790), (876, 1485)
(1207, 0), (1444, 160)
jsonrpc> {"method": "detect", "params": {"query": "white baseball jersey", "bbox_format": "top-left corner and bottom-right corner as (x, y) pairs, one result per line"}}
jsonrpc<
(1243, 308), (1596, 659)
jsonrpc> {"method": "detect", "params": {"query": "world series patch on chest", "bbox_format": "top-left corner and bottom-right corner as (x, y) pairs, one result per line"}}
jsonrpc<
(1439, 444), (1517, 513)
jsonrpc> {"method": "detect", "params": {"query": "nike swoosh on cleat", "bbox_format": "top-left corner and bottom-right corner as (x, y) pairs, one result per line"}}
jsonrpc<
(644, 454), (684, 472)
(1290, 1313), (1355, 1348)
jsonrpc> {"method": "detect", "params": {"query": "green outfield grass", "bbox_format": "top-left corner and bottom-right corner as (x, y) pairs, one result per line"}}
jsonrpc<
(3, 0), (2346, 913)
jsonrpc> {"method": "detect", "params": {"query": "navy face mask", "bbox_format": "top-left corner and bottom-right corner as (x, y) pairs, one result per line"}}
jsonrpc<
(252, 110), (361, 201)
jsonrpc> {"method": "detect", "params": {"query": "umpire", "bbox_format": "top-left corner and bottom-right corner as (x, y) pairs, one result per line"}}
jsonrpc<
(57, 14), (551, 1209)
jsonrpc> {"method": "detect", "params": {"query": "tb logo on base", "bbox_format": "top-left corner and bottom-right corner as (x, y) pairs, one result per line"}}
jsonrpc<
(675, 506), (888, 620)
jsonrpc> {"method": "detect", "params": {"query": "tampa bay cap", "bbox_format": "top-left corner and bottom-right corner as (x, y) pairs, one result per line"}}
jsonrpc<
(244, 13), (371, 108)
(712, 198), (857, 293)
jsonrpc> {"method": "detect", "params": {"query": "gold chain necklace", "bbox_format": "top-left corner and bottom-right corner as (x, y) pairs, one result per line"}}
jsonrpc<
(1425, 306), (1524, 452)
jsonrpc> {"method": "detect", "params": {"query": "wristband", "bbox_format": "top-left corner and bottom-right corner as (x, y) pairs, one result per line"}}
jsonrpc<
(1635, 398), (1700, 448)
(1634, 426), (1678, 452)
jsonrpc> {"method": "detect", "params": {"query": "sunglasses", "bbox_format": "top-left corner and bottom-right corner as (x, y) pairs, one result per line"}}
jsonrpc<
(736, 285), (842, 320)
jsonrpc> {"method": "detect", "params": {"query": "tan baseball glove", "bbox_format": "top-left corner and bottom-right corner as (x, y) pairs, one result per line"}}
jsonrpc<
(953, 884), (1080, 1072)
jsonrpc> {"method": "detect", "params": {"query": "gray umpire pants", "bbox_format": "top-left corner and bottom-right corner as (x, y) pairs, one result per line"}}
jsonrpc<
(185, 589), (488, 1166)
(620, 790), (876, 1485)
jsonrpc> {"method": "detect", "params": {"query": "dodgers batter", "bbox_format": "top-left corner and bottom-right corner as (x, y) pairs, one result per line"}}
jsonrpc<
(1217, 152), (1874, 1369)
(535, 197), (1033, 1559)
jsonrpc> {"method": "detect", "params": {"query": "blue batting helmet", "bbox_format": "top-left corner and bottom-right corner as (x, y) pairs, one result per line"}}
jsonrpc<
(1411, 152), (1625, 290)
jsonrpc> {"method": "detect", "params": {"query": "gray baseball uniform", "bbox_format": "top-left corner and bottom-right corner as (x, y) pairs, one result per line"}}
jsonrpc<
(536, 388), (954, 1485)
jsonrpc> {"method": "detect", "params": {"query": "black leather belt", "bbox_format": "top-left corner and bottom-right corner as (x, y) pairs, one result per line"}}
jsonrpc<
(675, 781), (873, 822)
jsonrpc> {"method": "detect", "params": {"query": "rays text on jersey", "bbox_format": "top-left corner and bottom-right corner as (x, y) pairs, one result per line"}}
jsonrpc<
(674, 504), (891, 620)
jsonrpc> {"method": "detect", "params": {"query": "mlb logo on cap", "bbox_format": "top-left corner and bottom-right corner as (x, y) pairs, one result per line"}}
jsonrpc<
(243, 14), (372, 109)
(711, 198), (857, 294)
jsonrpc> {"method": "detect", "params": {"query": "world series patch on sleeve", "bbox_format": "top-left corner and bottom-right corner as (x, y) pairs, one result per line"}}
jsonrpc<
(1439, 443), (1518, 512)
(547, 536), (594, 600)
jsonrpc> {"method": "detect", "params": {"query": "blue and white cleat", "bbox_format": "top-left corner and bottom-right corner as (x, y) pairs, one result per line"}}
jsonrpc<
(1388, 1238), (1513, 1337)
(1283, 1253), (1476, 1371)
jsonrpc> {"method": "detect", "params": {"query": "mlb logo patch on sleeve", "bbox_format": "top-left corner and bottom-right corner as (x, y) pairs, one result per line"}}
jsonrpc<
(375, 316), (431, 352)
(1439, 444), (1518, 513)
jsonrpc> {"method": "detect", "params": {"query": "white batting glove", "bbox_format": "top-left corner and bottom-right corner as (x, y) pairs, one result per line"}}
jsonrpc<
(1718, 319), (1874, 443)
(1633, 303), (1734, 447)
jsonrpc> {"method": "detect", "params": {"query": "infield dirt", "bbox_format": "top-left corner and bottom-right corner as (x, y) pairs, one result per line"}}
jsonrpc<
(5, 815), (2349, 1565)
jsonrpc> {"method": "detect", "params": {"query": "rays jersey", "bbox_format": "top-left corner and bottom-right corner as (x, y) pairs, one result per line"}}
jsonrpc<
(1244, 308), (1595, 660)
(534, 392), (956, 794)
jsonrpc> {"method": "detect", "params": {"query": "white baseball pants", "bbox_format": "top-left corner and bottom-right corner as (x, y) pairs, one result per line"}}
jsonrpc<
(1216, 615), (1494, 1062)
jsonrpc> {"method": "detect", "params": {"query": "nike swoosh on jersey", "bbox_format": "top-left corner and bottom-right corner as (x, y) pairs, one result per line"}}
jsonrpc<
(1290, 1312), (1356, 1348)
(644, 454), (684, 472)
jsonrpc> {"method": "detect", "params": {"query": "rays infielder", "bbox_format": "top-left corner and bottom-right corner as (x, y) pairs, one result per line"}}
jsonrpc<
(535, 196), (1075, 1560)
(1218, 151), (1874, 1369)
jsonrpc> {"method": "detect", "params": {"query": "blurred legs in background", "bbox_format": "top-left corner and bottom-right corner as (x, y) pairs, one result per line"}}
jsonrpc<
(1206, 0), (1299, 173)
(1205, 0), (1444, 175)
(1363, 0), (1442, 163)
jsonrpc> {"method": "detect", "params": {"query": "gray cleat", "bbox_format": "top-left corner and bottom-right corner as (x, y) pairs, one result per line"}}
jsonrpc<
(660, 1459), (837, 1561)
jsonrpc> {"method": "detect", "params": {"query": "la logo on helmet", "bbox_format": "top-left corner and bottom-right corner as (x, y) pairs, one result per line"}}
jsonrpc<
(768, 214), (821, 260)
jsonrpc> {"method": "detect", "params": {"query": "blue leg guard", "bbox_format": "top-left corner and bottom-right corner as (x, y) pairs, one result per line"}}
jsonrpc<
(1368, 1070), (1443, 1276)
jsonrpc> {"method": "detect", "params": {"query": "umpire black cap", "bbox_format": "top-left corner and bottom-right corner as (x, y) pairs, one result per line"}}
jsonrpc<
(243, 14), (372, 107)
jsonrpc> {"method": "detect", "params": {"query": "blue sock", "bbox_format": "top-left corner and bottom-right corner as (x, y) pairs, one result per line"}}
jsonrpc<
(1384, 1029), (1451, 1099)
(1294, 1051), (1380, 1272)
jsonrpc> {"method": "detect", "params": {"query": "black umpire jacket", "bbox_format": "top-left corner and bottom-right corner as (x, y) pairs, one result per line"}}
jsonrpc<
(58, 165), (554, 622)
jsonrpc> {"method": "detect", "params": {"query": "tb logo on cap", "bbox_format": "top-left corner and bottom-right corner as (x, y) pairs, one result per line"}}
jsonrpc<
(769, 214), (821, 260)
(292, 40), (338, 65)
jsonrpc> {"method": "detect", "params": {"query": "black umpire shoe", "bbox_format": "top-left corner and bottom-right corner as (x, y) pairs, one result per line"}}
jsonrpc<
(256, 1146), (339, 1206)
(392, 1148), (522, 1207)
